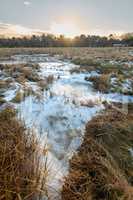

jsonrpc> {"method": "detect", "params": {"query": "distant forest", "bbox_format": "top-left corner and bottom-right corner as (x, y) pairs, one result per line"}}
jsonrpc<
(0, 34), (133, 47)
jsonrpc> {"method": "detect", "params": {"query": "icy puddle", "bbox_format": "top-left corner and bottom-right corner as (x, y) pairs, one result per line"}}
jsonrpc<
(17, 57), (104, 198)
(1, 54), (133, 199)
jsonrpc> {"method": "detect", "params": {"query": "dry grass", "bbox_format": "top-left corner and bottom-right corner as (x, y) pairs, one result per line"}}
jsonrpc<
(46, 75), (54, 84)
(38, 80), (48, 89)
(62, 108), (133, 200)
(12, 91), (24, 103)
(0, 47), (133, 62)
(1, 62), (54, 94)
(87, 73), (133, 95)
(70, 65), (96, 74)
(0, 97), (6, 105)
(1, 63), (40, 84)
(98, 63), (126, 75)
(21, 66), (40, 82)
(37, 75), (54, 90)
(72, 57), (100, 67)
(12, 87), (33, 103)
(0, 80), (10, 89)
(86, 108), (133, 181)
(0, 107), (48, 200)
(88, 74), (111, 92)
(1, 47), (133, 199)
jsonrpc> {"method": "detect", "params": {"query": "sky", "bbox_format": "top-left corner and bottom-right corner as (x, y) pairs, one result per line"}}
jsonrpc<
(0, 0), (133, 37)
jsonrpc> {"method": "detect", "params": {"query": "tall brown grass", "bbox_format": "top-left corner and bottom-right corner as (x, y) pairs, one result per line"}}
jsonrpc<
(62, 108), (133, 200)
(88, 74), (111, 92)
(0, 107), (48, 200)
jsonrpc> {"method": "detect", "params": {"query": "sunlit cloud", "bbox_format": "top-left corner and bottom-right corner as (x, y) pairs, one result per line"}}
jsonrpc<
(0, 22), (48, 37)
(88, 29), (125, 37)
(0, 22), (127, 39)
(24, 1), (31, 6)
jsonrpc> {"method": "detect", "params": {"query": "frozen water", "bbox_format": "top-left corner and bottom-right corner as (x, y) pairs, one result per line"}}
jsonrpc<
(1, 54), (133, 198)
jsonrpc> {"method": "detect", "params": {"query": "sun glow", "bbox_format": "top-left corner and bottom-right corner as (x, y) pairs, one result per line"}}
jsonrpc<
(50, 22), (81, 38)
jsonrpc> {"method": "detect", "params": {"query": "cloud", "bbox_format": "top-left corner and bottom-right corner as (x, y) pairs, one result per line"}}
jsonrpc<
(24, 1), (31, 6)
(88, 28), (125, 37)
(0, 22), (48, 38)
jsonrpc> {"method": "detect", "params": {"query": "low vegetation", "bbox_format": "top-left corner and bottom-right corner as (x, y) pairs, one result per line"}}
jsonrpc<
(0, 96), (6, 105)
(62, 107), (133, 200)
(1, 63), (41, 83)
(0, 79), (11, 89)
(85, 72), (133, 94)
(0, 47), (133, 62)
(0, 107), (48, 200)
(12, 90), (24, 103)
(0, 48), (133, 199)
(87, 74), (111, 93)
(37, 75), (54, 90)
(0, 62), (56, 103)
(72, 57), (100, 67)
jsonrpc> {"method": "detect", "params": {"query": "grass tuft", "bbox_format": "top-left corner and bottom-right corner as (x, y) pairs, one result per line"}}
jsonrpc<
(88, 74), (111, 93)
(62, 108), (133, 200)
(0, 107), (48, 200)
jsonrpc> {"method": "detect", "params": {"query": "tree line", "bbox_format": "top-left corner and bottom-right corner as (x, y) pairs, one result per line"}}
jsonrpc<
(0, 34), (133, 47)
